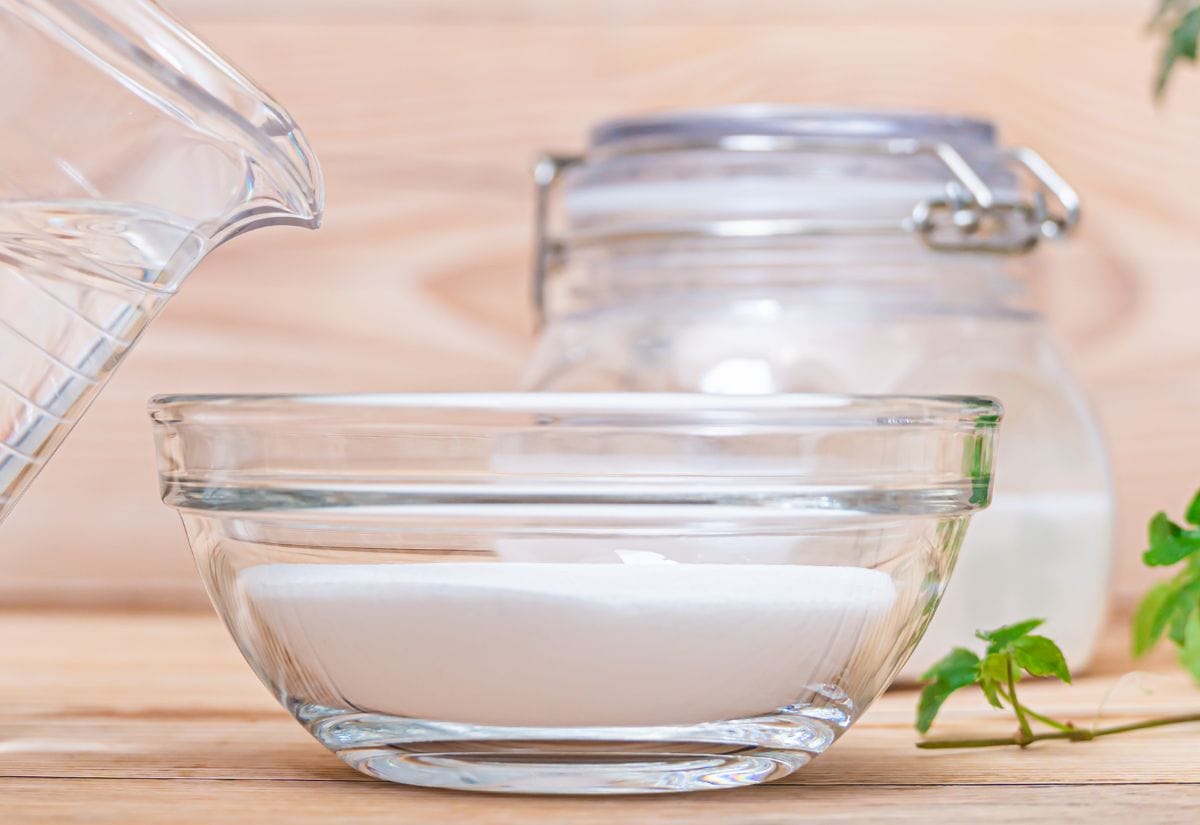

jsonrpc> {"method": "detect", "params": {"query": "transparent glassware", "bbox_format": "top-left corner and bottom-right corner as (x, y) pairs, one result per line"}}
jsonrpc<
(525, 107), (1112, 679)
(0, 0), (323, 523)
(151, 392), (999, 795)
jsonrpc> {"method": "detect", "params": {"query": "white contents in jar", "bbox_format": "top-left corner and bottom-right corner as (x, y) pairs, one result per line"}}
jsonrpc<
(900, 491), (1113, 680)
(238, 562), (896, 728)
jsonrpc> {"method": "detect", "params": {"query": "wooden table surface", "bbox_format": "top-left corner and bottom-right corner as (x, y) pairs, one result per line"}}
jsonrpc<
(1, 609), (1197, 823)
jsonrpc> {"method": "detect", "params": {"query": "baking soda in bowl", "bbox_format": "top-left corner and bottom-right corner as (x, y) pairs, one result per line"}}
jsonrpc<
(237, 561), (897, 728)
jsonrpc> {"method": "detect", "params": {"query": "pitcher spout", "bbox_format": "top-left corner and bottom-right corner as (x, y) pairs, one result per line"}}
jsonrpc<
(212, 103), (326, 245)
(12, 0), (325, 248)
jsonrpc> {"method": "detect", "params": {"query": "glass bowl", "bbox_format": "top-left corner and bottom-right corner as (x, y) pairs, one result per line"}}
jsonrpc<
(149, 392), (1000, 795)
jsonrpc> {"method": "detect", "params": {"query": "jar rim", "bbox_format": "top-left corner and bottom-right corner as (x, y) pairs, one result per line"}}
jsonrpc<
(590, 105), (997, 152)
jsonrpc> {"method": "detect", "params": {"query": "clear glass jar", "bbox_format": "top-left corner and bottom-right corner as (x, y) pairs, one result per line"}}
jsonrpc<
(523, 107), (1112, 679)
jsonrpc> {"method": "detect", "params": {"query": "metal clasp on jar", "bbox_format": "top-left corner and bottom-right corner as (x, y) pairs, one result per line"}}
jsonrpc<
(912, 146), (1080, 253)
(532, 137), (1080, 320)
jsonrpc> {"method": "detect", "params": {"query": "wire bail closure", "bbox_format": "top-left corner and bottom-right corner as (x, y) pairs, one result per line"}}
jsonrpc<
(532, 136), (1080, 321)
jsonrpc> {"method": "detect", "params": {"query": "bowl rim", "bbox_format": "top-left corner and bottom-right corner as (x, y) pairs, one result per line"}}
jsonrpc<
(148, 392), (1001, 430)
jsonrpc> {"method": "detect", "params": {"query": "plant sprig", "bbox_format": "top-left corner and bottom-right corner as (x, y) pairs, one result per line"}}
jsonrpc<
(1132, 488), (1200, 682)
(916, 618), (1200, 749)
(1152, 1), (1200, 97)
(917, 619), (1073, 746)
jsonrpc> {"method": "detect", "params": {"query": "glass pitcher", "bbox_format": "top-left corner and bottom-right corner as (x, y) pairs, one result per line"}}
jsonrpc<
(0, 0), (323, 523)
(524, 107), (1112, 678)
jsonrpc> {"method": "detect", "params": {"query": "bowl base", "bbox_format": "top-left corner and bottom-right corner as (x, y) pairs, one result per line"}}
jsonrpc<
(341, 749), (809, 794)
(296, 699), (851, 794)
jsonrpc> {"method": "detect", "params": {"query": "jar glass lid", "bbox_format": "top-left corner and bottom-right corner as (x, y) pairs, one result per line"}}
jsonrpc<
(535, 107), (1080, 294)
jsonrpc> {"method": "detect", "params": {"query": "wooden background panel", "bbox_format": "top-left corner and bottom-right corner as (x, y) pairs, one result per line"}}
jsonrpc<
(1, 0), (1197, 608)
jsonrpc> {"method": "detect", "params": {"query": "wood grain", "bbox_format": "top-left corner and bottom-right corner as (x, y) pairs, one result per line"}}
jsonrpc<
(1, 0), (1197, 608)
(6, 781), (1200, 825)
(1, 609), (1198, 822)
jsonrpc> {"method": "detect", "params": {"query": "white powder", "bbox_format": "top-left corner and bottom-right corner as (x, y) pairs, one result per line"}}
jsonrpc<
(238, 562), (896, 728)
(900, 492), (1113, 680)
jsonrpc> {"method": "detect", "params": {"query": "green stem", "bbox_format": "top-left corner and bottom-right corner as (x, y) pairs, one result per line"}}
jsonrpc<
(1016, 705), (1074, 732)
(1006, 656), (1035, 746)
(917, 712), (1200, 750)
(995, 686), (1074, 732)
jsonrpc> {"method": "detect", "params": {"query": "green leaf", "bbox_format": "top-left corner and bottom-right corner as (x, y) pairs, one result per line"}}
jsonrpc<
(1150, 511), (1180, 545)
(1012, 634), (1072, 683)
(1176, 7), (1200, 59)
(1186, 488), (1200, 527)
(1134, 581), (1176, 656)
(1163, 577), (1200, 637)
(976, 619), (1045, 652)
(978, 652), (1012, 707)
(1170, 601), (1193, 646)
(1149, 530), (1200, 565)
(1143, 513), (1200, 566)
(919, 646), (980, 684)
(1150, 577), (1200, 653)
(1178, 610), (1200, 684)
(978, 674), (1003, 709)
(979, 652), (1011, 684)
(1157, 6), (1200, 96)
(916, 647), (981, 734)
